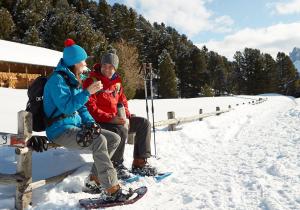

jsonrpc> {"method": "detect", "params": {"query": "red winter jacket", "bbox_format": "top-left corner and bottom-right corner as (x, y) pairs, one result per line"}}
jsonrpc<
(82, 70), (131, 123)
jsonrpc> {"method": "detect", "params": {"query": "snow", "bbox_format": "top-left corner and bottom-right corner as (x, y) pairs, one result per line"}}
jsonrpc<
(1, 87), (300, 210)
(0, 39), (62, 67)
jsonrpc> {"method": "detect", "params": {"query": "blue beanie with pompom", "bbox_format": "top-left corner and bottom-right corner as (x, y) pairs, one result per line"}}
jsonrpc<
(63, 39), (87, 66)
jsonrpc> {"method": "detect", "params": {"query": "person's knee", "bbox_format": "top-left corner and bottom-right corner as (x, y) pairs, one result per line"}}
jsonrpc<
(143, 118), (151, 129)
(112, 132), (121, 147)
(91, 135), (107, 151)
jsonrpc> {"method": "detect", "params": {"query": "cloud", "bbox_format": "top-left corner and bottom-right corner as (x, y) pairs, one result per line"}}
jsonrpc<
(124, 0), (233, 37)
(273, 0), (300, 15)
(196, 22), (300, 60)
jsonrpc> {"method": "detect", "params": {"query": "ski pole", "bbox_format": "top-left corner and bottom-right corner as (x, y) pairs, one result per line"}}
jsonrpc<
(148, 63), (157, 158)
(143, 63), (149, 120)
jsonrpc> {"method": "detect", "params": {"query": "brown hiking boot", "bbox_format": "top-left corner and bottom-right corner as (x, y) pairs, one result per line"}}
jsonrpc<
(84, 174), (103, 194)
(100, 184), (133, 203)
(106, 184), (120, 195)
(132, 158), (157, 176)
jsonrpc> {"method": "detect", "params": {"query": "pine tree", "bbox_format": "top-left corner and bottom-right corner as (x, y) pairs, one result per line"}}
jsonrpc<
(0, 7), (15, 40)
(190, 47), (207, 97)
(207, 51), (227, 95)
(177, 49), (192, 98)
(14, 0), (52, 41)
(43, 9), (107, 61)
(1, 0), (17, 13)
(94, 0), (113, 40)
(111, 4), (138, 43)
(53, 0), (69, 8)
(233, 51), (246, 94)
(276, 52), (298, 95)
(23, 25), (42, 46)
(234, 48), (266, 94)
(263, 53), (278, 92)
(68, 0), (90, 13)
(158, 50), (178, 98)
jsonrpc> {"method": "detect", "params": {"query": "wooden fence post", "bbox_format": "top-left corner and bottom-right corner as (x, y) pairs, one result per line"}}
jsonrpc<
(199, 109), (203, 121)
(167, 111), (176, 131)
(216, 107), (220, 115)
(15, 111), (32, 210)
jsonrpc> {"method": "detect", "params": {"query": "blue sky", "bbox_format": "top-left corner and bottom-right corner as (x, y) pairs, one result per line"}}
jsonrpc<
(107, 0), (300, 59)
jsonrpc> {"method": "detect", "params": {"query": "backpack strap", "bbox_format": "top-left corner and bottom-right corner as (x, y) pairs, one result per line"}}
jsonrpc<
(45, 71), (77, 127)
(46, 112), (77, 127)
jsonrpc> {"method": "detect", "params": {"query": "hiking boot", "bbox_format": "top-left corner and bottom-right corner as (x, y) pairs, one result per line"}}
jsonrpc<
(100, 185), (133, 203)
(131, 159), (157, 176)
(113, 162), (132, 180)
(84, 174), (103, 194)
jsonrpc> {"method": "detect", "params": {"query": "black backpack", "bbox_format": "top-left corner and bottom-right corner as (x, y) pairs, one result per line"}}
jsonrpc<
(25, 71), (72, 132)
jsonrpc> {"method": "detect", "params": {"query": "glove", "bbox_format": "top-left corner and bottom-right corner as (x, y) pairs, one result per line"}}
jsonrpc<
(27, 136), (48, 152)
(90, 122), (101, 135)
(85, 122), (101, 135)
(76, 123), (101, 147)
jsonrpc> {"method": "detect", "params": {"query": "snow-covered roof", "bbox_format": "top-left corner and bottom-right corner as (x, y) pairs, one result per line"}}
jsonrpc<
(0, 39), (62, 67)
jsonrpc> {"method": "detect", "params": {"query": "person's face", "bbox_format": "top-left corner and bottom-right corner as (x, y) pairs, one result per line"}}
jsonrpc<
(74, 60), (87, 74)
(101, 63), (115, 79)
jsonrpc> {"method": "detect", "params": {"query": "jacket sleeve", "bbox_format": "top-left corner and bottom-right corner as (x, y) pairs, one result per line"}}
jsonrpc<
(83, 78), (114, 123)
(85, 94), (114, 123)
(49, 75), (90, 115)
(82, 77), (93, 90)
(118, 86), (131, 118)
(77, 105), (95, 124)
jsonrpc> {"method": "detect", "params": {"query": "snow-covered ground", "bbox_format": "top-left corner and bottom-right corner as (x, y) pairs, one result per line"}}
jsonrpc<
(1, 87), (300, 210)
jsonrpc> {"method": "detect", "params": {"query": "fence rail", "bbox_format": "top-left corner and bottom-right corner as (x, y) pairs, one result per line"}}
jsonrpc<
(0, 97), (267, 209)
(154, 109), (231, 129)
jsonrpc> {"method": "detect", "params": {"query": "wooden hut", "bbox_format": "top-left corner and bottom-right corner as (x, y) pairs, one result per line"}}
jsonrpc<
(0, 40), (62, 89)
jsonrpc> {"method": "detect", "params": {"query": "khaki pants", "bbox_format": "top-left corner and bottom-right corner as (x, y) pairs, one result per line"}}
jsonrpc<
(53, 127), (120, 189)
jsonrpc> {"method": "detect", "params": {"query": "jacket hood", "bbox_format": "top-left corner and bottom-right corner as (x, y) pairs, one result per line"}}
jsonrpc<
(54, 59), (79, 86)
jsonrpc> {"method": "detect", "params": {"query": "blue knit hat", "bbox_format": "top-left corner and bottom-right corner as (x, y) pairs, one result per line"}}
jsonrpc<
(63, 39), (87, 66)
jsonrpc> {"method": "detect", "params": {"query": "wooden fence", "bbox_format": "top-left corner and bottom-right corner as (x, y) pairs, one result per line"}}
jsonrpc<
(151, 97), (267, 131)
(0, 97), (267, 209)
(0, 111), (80, 210)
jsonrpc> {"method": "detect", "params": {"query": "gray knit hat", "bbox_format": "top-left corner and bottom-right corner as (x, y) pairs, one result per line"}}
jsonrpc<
(101, 49), (119, 70)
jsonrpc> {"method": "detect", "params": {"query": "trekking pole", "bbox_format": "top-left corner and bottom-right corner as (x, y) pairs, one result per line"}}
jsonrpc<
(148, 63), (157, 158)
(142, 63), (149, 120)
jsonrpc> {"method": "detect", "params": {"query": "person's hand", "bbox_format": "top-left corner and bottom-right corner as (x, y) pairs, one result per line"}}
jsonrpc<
(90, 122), (101, 135)
(110, 116), (126, 125)
(27, 136), (48, 152)
(87, 81), (103, 95)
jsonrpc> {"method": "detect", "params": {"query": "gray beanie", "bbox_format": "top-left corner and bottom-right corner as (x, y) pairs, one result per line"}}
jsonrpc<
(101, 49), (119, 70)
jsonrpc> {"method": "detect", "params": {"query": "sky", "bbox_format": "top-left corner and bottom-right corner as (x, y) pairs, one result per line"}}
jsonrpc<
(107, 0), (300, 60)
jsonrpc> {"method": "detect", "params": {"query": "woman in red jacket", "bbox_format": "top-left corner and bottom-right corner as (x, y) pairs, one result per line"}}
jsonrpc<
(83, 50), (157, 181)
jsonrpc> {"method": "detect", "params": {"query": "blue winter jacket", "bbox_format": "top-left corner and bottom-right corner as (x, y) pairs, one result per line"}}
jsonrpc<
(43, 59), (95, 140)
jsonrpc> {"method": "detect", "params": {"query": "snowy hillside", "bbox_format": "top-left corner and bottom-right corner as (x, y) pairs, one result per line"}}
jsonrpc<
(1, 88), (300, 210)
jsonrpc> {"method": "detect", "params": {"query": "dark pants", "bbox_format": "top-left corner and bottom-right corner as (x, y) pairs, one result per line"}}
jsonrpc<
(100, 116), (151, 163)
